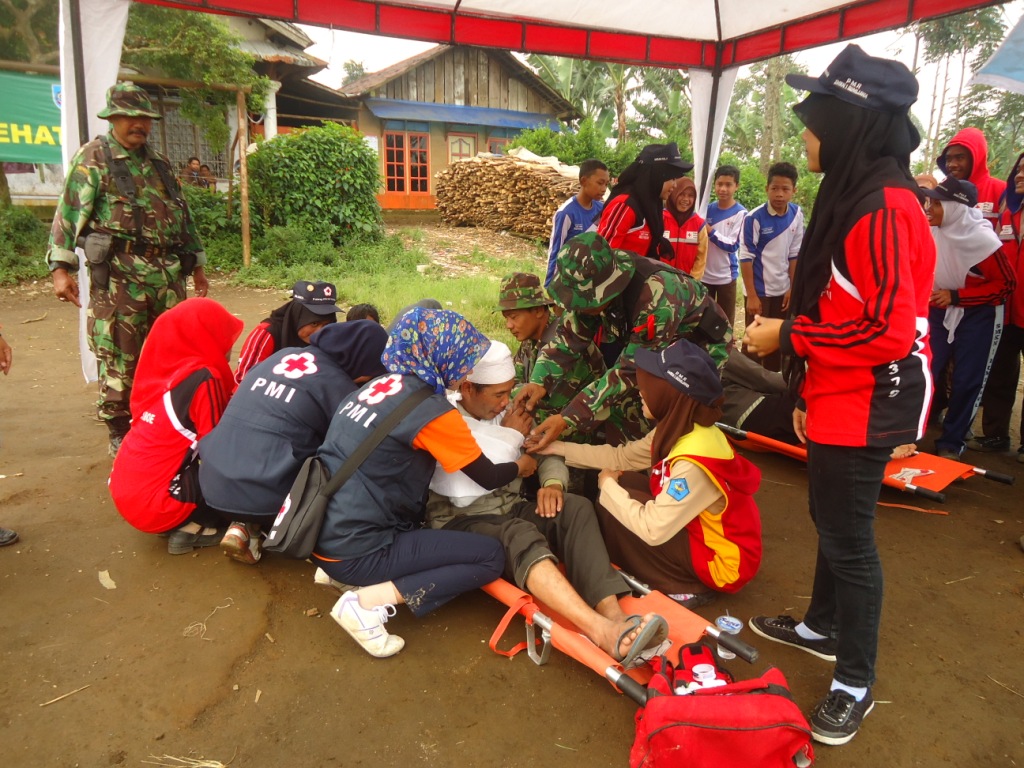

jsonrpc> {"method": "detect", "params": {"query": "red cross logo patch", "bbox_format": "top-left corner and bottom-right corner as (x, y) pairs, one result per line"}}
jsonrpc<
(272, 352), (318, 379)
(358, 373), (404, 405)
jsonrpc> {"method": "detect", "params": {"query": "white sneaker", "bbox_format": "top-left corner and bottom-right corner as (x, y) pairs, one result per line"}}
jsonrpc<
(330, 592), (405, 658)
(313, 567), (352, 592)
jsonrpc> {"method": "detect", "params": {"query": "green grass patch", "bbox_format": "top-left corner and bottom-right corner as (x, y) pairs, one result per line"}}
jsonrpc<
(0, 206), (50, 285)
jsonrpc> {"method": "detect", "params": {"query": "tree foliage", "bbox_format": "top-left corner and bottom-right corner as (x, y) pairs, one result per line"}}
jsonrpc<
(122, 5), (270, 150)
(247, 122), (383, 244)
(0, 0), (57, 64)
(509, 118), (641, 177)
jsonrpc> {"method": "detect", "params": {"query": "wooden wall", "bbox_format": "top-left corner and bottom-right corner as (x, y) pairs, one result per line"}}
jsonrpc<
(371, 47), (558, 114)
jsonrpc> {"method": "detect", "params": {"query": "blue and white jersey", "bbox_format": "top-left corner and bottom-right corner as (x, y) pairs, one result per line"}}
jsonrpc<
(739, 202), (804, 297)
(704, 201), (746, 285)
(546, 196), (603, 286)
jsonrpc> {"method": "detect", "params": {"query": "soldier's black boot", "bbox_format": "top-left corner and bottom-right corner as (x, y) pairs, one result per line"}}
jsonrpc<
(107, 416), (131, 459)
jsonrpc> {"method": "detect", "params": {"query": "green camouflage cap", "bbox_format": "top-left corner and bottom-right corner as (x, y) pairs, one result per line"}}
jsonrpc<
(547, 232), (636, 311)
(97, 82), (162, 120)
(494, 272), (554, 311)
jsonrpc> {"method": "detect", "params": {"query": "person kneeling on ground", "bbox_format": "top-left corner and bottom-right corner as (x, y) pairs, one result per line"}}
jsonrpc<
(539, 339), (763, 609)
(311, 309), (542, 659)
(234, 280), (340, 383)
(199, 320), (390, 564)
(426, 341), (668, 667)
(108, 299), (243, 555)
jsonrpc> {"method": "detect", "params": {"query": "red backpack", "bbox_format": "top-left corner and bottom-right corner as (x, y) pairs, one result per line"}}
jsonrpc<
(630, 644), (814, 768)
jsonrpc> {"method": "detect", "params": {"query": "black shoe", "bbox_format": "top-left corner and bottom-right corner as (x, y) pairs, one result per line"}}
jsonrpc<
(966, 435), (1010, 453)
(809, 689), (874, 746)
(748, 615), (837, 661)
(0, 527), (18, 547)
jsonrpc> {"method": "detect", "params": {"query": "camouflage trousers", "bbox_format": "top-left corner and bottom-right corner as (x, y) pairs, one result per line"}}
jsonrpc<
(88, 249), (186, 423)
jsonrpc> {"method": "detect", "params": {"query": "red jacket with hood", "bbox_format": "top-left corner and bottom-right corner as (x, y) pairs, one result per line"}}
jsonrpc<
(938, 127), (1007, 223)
(997, 151), (1024, 328)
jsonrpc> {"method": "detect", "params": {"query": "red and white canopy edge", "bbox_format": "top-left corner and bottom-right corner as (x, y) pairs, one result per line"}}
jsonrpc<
(60, 0), (1009, 207)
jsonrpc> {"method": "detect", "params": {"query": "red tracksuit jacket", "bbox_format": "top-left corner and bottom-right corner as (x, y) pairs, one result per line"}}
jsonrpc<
(781, 186), (936, 447)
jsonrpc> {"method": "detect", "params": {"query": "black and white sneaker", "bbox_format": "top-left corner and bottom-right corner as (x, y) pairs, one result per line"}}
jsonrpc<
(748, 615), (837, 662)
(809, 689), (874, 745)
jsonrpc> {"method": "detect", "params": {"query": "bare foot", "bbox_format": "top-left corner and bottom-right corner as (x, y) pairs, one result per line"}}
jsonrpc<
(891, 443), (917, 459)
(599, 612), (665, 661)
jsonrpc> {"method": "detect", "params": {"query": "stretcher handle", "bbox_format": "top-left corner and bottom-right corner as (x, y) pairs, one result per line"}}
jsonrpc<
(707, 625), (760, 663)
(973, 468), (1015, 485)
(607, 668), (649, 706)
(904, 484), (945, 503)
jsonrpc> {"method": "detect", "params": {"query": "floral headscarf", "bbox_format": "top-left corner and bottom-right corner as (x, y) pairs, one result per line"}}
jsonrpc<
(381, 308), (490, 394)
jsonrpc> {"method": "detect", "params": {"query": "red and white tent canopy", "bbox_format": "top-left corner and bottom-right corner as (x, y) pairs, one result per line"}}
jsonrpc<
(144, 0), (1004, 69)
(62, 0), (1008, 204)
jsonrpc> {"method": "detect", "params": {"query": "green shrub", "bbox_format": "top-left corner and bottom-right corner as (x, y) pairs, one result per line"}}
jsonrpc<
(247, 122), (383, 244)
(0, 205), (49, 284)
(181, 184), (245, 242)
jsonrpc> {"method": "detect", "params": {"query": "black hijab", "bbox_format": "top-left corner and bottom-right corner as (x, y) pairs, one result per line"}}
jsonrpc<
(609, 146), (690, 259)
(785, 92), (921, 388)
(265, 300), (334, 349)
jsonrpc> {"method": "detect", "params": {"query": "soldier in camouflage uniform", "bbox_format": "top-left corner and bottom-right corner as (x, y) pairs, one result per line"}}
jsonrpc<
(497, 272), (603, 435)
(47, 83), (208, 457)
(518, 232), (733, 451)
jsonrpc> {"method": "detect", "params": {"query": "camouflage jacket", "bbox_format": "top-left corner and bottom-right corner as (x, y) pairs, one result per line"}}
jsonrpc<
(532, 263), (733, 434)
(46, 130), (205, 271)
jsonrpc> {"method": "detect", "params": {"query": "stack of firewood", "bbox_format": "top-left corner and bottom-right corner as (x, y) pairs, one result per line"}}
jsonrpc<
(435, 152), (580, 239)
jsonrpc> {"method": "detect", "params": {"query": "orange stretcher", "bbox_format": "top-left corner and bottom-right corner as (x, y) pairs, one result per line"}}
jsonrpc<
(716, 422), (1015, 503)
(482, 570), (758, 706)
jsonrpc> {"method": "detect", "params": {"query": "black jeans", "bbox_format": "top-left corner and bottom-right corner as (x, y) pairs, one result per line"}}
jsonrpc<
(803, 441), (890, 688)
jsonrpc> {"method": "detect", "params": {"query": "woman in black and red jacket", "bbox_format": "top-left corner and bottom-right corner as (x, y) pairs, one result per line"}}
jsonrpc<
(743, 46), (936, 747)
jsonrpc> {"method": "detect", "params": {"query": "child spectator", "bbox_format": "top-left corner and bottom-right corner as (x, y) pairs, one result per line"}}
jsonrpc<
(599, 143), (692, 260)
(924, 176), (1014, 458)
(703, 164), (746, 327)
(661, 177), (708, 278)
(970, 151), (1024, 462)
(347, 303), (381, 324)
(739, 161), (804, 371)
(545, 159), (609, 286)
(235, 280), (340, 383)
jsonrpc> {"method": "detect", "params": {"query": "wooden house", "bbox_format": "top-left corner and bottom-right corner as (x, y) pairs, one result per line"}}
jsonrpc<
(340, 45), (577, 210)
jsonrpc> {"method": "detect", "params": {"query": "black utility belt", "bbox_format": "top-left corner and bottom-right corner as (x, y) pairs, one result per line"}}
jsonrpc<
(113, 238), (174, 257)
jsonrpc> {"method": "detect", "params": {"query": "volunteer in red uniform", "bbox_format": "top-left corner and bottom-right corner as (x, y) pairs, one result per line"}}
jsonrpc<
(108, 298), (243, 555)
(598, 143), (691, 260)
(661, 177), (709, 278)
(936, 127), (1006, 225)
(234, 280), (339, 383)
(743, 46), (935, 747)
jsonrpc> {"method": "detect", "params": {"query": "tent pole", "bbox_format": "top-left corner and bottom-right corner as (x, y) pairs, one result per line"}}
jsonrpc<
(68, 0), (90, 146)
(699, 43), (724, 203)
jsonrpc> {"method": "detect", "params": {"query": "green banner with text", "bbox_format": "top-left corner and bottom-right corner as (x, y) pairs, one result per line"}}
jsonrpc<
(0, 70), (63, 164)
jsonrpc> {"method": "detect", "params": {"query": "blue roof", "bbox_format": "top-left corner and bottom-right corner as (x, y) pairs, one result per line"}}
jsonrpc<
(364, 98), (559, 130)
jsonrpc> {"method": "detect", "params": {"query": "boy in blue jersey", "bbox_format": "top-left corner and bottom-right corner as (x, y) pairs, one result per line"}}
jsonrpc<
(703, 165), (746, 327)
(739, 161), (804, 371)
(545, 159), (610, 286)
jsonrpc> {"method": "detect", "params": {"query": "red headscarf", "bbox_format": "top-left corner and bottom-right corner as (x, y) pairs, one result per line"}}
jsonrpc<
(130, 298), (244, 417)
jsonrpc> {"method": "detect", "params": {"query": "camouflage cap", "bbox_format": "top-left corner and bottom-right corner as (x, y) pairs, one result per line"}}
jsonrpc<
(494, 272), (554, 311)
(547, 232), (636, 311)
(97, 82), (162, 120)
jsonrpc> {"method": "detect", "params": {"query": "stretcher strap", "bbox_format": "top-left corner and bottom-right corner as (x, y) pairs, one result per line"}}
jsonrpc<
(877, 501), (949, 516)
(488, 593), (536, 658)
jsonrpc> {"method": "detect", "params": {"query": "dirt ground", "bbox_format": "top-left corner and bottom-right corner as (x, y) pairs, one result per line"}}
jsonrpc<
(1, 236), (1023, 767)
